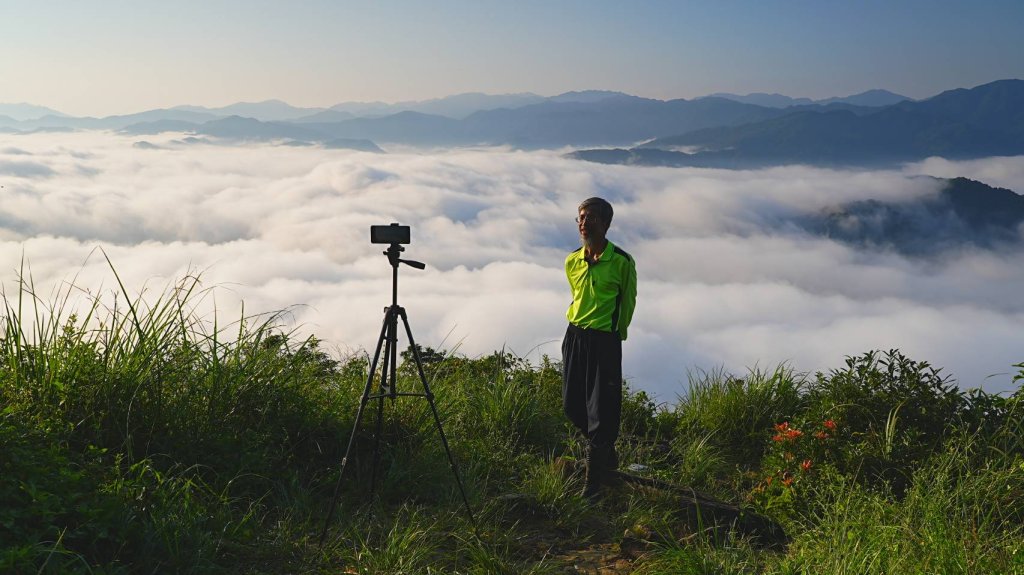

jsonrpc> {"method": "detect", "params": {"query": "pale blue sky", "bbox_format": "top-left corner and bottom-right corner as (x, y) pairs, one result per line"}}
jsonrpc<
(2, 0), (1022, 117)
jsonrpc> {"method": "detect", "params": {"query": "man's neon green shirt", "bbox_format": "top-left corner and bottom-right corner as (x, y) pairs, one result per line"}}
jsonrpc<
(564, 240), (637, 341)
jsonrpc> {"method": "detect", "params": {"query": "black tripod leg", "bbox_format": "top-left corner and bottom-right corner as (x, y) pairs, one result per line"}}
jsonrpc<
(318, 309), (390, 549)
(370, 307), (397, 499)
(368, 346), (388, 499)
(399, 310), (477, 528)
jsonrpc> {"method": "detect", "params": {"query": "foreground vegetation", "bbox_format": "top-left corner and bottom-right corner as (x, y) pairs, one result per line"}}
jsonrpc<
(2, 273), (1023, 573)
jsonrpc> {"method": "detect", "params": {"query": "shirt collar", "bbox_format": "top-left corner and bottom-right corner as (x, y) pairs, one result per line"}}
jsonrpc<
(576, 240), (615, 262)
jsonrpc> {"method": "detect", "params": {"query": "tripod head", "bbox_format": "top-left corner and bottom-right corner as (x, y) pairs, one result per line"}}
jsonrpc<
(384, 242), (426, 271)
(370, 223), (425, 306)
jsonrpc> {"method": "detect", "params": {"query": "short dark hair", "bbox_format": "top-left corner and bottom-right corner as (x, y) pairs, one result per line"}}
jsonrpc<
(578, 197), (613, 225)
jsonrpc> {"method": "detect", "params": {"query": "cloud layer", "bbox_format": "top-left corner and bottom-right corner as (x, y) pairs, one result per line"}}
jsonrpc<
(2, 132), (1023, 399)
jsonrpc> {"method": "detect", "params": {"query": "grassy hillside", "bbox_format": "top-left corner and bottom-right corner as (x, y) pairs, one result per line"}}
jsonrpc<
(2, 274), (1022, 573)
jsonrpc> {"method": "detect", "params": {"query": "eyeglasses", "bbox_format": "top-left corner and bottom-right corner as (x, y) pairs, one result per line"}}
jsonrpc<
(575, 213), (602, 224)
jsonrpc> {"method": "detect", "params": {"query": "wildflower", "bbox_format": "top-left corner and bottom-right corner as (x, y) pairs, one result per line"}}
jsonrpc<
(782, 477), (794, 487)
(814, 431), (829, 440)
(801, 459), (812, 472)
(772, 422), (803, 442)
(824, 419), (837, 430)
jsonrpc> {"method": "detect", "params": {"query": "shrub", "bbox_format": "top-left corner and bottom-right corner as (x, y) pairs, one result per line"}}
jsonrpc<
(803, 349), (967, 495)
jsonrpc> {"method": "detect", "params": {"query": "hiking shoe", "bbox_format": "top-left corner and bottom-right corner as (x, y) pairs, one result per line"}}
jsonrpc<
(582, 443), (606, 502)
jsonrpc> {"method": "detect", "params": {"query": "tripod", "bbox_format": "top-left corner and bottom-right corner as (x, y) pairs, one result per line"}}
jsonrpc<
(319, 242), (476, 547)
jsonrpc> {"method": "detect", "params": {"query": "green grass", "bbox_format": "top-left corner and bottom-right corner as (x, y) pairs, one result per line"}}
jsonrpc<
(2, 268), (1023, 573)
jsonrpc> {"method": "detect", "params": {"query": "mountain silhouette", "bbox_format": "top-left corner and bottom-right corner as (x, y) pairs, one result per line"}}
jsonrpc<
(309, 111), (462, 145)
(173, 100), (327, 122)
(120, 119), (201, 135)
(195, 116), (328, 141)
(5, 81), (1022, 162)
(459, 96), (784, 147)
(798, 177), (1024, 254)
(11, 109), (219, 131)
(705, 89), (909, 109)
(704, 93), (815, 108)
(326, 92), (546, 119)
(0, 91), (785, 147)
(303, 95), (773, 147)
(547, 90), (633, 103)
(291, 109), (356, 124)
(818, 89), (911, 107)
(569, 79), (1024, 168)
(0, 103), (69, 122)
(638, 107), (1022, 165)
(894, 79), (1024, 137)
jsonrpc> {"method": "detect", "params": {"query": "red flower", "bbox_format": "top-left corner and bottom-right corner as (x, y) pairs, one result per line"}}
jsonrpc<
(772, 422), (804, 442)
(823, 419), (837, 430)
(801, 459), (812, 472)
(814, 431), (829, 440)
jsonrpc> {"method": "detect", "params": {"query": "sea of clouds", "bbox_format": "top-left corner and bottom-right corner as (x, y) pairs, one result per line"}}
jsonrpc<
(2, 131), (1023, 400)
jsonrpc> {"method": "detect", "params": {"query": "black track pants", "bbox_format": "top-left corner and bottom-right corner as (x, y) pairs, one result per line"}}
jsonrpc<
(561, 323), (622, 449)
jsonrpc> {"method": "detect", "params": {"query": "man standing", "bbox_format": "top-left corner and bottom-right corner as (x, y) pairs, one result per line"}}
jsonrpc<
(562, 197), (637, 501)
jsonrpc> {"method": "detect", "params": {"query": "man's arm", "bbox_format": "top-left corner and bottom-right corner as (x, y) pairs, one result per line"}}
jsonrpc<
(618, 257), (637, 341)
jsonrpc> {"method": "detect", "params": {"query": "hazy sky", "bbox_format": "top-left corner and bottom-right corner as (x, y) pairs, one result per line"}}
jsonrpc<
(2, 0), (1023, 117)
(2, 133), (1022, 400)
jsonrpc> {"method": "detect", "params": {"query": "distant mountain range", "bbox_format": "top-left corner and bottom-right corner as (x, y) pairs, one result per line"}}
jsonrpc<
(3, 80), (1022, 166)
(571, 79), (1024, 168)
(704, 89), (910, 109)
(1, 91), (788, 149)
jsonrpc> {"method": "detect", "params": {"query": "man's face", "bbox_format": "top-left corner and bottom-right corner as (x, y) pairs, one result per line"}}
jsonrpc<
(577, 207), (607, 243)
